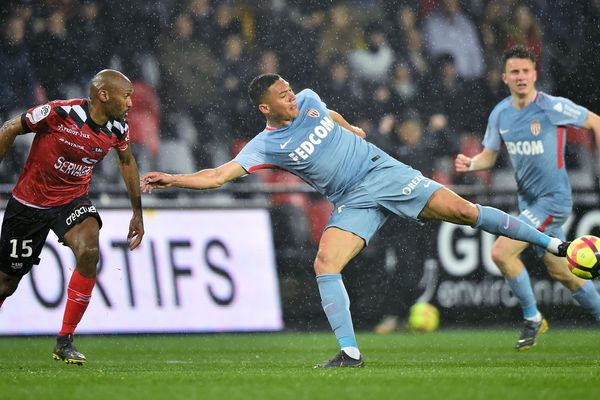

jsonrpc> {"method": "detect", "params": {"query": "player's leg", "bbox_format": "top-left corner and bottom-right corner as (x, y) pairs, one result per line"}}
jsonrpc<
(314, 227), (365, 368)
(543, 253), (600, 321)
(52, 197), (102, 365)
(491, 236), (548, 349)
(52, 217), (99, 365)
(60, 216), (100, 335)
(0, 196), (50, 308)
(419, 187), (566, 255)
(491, 237), (539, 318)
(0, 271), (22, 308)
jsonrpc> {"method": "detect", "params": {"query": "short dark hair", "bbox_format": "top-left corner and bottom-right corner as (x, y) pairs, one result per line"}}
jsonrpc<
(248, 73), (281, 107)
(503, 45), (536, 69)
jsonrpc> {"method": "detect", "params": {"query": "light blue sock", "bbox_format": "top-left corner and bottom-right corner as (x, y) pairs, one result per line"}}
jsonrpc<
(316, 273), (357, 349)
(474, 204), (550, 249)
(506, 269), (539, 319)
(572, 281), (600, 322)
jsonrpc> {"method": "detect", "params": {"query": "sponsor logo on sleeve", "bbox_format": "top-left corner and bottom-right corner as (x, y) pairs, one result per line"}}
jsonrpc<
(553, 102), (582, 119)
(28, 104), (51, 123)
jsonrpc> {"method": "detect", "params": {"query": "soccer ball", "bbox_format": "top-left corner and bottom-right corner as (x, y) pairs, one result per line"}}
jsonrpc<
(565, 235), (600, 280)
(408, 303), (440, 333)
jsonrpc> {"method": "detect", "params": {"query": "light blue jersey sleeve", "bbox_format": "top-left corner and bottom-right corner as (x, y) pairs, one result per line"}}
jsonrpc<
(537, 94), (589, 127)
(482, 97), (510, 151)
(234, 134), (270, 173)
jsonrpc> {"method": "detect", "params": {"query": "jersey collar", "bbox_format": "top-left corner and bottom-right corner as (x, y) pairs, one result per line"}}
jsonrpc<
(83, 101), (113, 138)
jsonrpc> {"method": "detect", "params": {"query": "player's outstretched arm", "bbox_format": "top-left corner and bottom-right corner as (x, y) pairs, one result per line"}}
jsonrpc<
(0, 115), (26, 163)
(582, 111), (600, 179)
(116, 146), (144, 250)
(141, 160), (247, 193)
(455, 148), (498, 173)
(328, 110), (366, 138)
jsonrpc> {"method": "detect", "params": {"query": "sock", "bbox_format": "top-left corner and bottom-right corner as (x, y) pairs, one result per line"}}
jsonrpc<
(59, 270), (96, 336)
(506, 269), (539, 319)
(546, 238), (562, 255)
(572, 281), (600, 321)
(341, 346), (361, 360)
(316, 273), (359, 353)
(474, 205), (551, 250)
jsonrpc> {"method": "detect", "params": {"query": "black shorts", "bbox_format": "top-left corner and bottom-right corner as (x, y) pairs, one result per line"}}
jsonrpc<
(0, 195), (102, 276)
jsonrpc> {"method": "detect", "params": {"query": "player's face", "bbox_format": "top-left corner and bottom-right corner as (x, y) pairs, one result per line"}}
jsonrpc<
(262, 79), (299, 121)
(106, 82), (134, 121)
(503, 58), (537, 97)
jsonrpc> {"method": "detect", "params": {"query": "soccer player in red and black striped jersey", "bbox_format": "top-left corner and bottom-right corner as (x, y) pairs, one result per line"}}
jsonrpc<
(0, 69), (144, 364)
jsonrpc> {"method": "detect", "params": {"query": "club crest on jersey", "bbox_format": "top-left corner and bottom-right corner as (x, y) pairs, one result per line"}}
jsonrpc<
(307, 108), (320, 118)
(530, 119), (541, 136)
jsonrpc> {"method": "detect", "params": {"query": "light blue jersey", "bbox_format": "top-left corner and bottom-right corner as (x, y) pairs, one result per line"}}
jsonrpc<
(235, 89), (389, 204)
(235, 89), (442, 244)
(483, 92), (588, 206)
(483, 92), (589, 255)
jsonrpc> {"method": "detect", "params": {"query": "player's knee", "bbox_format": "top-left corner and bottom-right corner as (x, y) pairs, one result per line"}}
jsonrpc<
(490, 243), (508, 266)
(75, 246), (99, 273)
(0, 277), (19, 298)
(314, 250), (338, 275)
(78, 245), (99, 262)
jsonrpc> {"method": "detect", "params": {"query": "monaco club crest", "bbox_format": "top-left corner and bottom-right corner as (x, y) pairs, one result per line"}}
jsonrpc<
(307, 108), (320, 118)
(530, 119), (541, 136)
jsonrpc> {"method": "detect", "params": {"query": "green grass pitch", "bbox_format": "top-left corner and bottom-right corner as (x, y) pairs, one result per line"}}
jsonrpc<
(2, 329), (599, 400)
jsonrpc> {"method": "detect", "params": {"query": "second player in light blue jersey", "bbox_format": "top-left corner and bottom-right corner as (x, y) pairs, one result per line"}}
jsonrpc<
(456, 46), (600, 350)
(143, 73), (571, 368)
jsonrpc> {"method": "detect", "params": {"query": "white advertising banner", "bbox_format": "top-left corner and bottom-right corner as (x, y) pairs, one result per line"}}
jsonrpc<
(0, 208), (283, 335)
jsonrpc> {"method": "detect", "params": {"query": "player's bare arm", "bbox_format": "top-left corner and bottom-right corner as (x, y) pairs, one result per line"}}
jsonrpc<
(0, 115), (26, 162)
(328, 110), (366, 139)
(142, 160), (247, 193)
(116, 146), (144, 250)
(455, 148), (498, 172)
(582, 111), (600, 179)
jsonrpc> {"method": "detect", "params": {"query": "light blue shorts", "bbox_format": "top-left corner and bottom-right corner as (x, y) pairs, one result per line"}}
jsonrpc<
(517, 196), (571, 258)
(326, 161), (443, 245)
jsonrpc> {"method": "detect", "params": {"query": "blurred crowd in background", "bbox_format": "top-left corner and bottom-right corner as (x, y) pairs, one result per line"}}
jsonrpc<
(2, 0), (600, 189)
(2, 0), (600, 329)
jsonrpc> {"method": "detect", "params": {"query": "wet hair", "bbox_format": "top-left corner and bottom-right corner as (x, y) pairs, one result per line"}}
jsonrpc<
(248, 73), (281, 107)
(503, 45), (536, 69)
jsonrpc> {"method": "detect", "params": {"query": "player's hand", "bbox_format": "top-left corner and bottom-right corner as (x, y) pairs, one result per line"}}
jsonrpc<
(454, 154), (472, 173)
(350, 125), (367, 139)
(127, 213), (144, 250)
(141, 172), (174, 193)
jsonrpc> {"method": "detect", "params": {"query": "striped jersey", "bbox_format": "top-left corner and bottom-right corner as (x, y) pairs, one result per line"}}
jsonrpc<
(482, 91), (588, 204)
(16, 98), (129, 207)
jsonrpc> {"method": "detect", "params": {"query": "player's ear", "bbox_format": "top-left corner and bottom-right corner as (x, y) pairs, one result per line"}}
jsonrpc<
(258, 103), (270, 114)
(98, 89), (110, 103)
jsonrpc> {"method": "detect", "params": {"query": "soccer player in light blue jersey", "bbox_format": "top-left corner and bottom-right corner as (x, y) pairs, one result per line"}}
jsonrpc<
(142, 73), (570, 367)
(456, 46), (600, 350)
